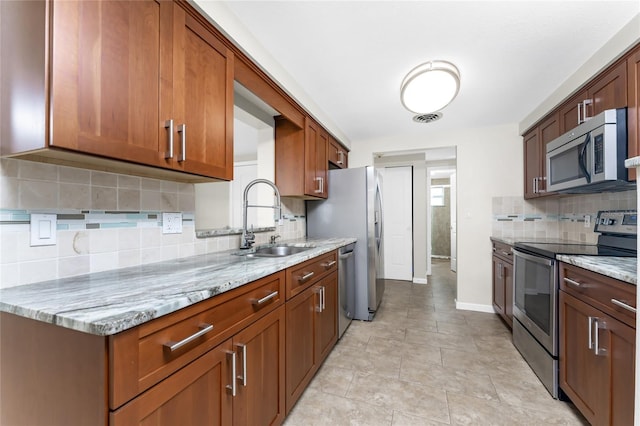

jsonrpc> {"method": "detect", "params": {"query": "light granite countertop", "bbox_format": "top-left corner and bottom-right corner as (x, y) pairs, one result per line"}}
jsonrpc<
(557, 255), (637, 285)
(0, 237), (356, 336)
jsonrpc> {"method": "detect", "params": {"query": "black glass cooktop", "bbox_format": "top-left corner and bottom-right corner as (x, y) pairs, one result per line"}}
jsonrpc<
(514, 241), (636, 258)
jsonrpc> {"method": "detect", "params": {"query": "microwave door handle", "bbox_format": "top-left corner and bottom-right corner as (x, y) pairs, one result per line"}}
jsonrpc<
(578, 132), (591, 183)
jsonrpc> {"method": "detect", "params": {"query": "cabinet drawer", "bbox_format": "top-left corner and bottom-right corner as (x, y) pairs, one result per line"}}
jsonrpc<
(109, 271), (284, 409)
(492, 241), (513, 263)
(286, 251), (337, 300)
(560, 263), (636, 328)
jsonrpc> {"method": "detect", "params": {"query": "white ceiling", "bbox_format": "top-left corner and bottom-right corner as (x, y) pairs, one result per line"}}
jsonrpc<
(215, 1), (639, 145)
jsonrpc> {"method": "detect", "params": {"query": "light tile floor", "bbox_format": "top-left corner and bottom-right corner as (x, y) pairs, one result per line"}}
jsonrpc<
(284, 259), (588, 425)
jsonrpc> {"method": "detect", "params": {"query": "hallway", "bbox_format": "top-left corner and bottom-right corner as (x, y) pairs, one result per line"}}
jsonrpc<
(284, 259), (586, 425)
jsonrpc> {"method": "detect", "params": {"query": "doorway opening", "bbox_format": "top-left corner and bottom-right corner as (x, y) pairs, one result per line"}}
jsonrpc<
(373, 147), (457, 288)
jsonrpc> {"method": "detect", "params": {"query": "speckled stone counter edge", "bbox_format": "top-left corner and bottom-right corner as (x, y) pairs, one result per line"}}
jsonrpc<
(0, 238), (356, 336)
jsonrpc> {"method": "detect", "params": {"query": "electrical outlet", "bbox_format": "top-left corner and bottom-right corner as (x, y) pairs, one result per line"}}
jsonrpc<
(584, 214), (591, 228)
(162, 212), (183, 234)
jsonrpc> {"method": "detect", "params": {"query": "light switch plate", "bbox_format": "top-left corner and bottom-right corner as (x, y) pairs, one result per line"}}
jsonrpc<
(162, 212), (183, 234)
(30, 213), (57, 246)
(584, 214), (591, 228)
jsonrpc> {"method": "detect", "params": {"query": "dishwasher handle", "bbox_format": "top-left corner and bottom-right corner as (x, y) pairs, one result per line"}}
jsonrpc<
(339, 251), (354, 260)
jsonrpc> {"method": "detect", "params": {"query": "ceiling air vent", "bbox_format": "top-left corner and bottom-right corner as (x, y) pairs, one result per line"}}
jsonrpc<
(412, 112), (442, 123)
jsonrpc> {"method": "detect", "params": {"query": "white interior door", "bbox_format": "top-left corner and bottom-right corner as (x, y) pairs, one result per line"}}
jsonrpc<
(382, 166), (413, 281)
(450, 172), (457, 272)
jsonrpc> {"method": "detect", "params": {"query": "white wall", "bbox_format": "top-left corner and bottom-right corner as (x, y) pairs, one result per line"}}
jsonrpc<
(350, 124), (523, 310)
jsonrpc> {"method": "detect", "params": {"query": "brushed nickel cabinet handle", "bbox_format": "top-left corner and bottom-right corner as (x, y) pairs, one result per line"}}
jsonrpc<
(563, 277), (582, 287)
(611, 298), (637, 313)
(588, 316), (594, 350)
(314, 177), (322, 193)
(226, 351), (237, 396)
(253, 291), (278, 306)
(337, 151), (344, 165)
(164, 119), (174, 159)
(178, 123), (186, 162)
(163, 323), (213, 353)
(299, 272), (315, 282)
(236, 343), (247, 387)
(322, 260), (337, 268)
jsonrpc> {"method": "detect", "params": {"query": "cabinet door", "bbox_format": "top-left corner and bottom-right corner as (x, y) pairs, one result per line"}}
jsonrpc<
(50, 0), (172, 167)
(588, 60), (627, 117)
(285, 285), (316, 412)
(172, 5), (234, 179)
(111, 339), (233, 425)
(315, 274), (338, 364)
(559, 90), (588, 133)
(316, 129), (329, 198)
(328, 137), (347, 168)
(559, 291), (608, 426)
(605, 307), (635, 426)
(492, 256), (505, 316)
(523, 128), (540, 199)
(628, 45), (640, 181)
(304, 119), (322, 197)
(537, 113), (559, 196)
(233, 307), (285, 426)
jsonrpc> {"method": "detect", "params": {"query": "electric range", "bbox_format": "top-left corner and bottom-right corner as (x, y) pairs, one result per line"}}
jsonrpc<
(511, 210), (636, 399)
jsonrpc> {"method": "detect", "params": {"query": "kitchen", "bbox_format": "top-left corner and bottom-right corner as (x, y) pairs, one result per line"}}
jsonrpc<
(0, 0), (639, 425)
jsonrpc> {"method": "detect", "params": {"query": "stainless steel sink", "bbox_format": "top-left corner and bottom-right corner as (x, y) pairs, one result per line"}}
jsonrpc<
(237, 245), (314, 258)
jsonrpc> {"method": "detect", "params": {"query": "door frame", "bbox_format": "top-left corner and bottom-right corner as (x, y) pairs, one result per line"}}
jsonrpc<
(426, 165), (457, 277)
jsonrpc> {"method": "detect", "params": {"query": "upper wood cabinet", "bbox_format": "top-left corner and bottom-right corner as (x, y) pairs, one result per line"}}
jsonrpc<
(4, 0), (233, 182)
(328, 136), (348, 169)
(275, 117), (328, 199)
(628, 44), (640, 181)
(559, 60), (628, 134)
(171, 5), (234, 180)
(523, 112), (559, 199)
(523, 41), (639, 191)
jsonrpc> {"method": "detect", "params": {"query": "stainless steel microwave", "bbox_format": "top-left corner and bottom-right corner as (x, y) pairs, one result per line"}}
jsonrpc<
(545, 108), (633, 193)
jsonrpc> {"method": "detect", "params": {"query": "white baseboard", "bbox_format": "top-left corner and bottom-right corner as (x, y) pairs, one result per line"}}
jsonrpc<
(455, 300), (495, 313)
(412, 277), (427, 284)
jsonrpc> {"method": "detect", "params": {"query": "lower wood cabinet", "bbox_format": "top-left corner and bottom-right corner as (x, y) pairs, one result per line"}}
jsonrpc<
(559, 263), (635, 426)
(113, 306), (286, 426)
(111, 339), (234, 425)
(491, 240), (513, 328)
(285, 257), (338, 413)
(0, 250), (343, 426)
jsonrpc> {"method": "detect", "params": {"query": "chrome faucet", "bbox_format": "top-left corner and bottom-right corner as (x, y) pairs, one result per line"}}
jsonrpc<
(240, 179), (282, 249)
(270, 234), (281, 244)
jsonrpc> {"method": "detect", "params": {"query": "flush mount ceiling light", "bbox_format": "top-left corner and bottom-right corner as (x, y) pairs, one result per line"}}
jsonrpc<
(400, 60), (460, 114)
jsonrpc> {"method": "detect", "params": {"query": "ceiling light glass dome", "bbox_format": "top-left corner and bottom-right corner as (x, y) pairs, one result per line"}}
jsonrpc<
(400, 60), (461, 114)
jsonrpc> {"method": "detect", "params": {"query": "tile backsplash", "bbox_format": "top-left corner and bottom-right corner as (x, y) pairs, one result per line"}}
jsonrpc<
(492, 190), (638, 243)
(0, 159), (305, 288)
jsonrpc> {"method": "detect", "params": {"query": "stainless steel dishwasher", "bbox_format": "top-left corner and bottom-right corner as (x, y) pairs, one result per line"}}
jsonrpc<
(338, 243), (356, 338)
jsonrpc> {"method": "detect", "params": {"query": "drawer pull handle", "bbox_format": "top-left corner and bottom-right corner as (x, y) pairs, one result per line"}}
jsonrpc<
(500, 251), (511, 257)
(163, 323), (214, 353)
(226, 351), (237, 396)
(611, 298), (637, 313)
(253, 291), (279, 306)
(564, 277), (582, 287)
(236, 343), (247, 387)
(322, 260), (337, 268)
(299, 272), (315, 282)
(164, 119), (174, 159)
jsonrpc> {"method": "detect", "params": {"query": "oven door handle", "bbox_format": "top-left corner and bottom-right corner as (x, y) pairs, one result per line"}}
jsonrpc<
(513, 249), (555, 266)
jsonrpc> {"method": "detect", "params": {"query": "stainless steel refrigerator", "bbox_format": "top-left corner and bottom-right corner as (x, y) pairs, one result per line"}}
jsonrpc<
(306, 166), (384, 321)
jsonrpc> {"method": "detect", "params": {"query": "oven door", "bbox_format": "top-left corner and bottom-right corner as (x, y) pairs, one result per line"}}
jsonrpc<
(512, 249), (558, 356)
